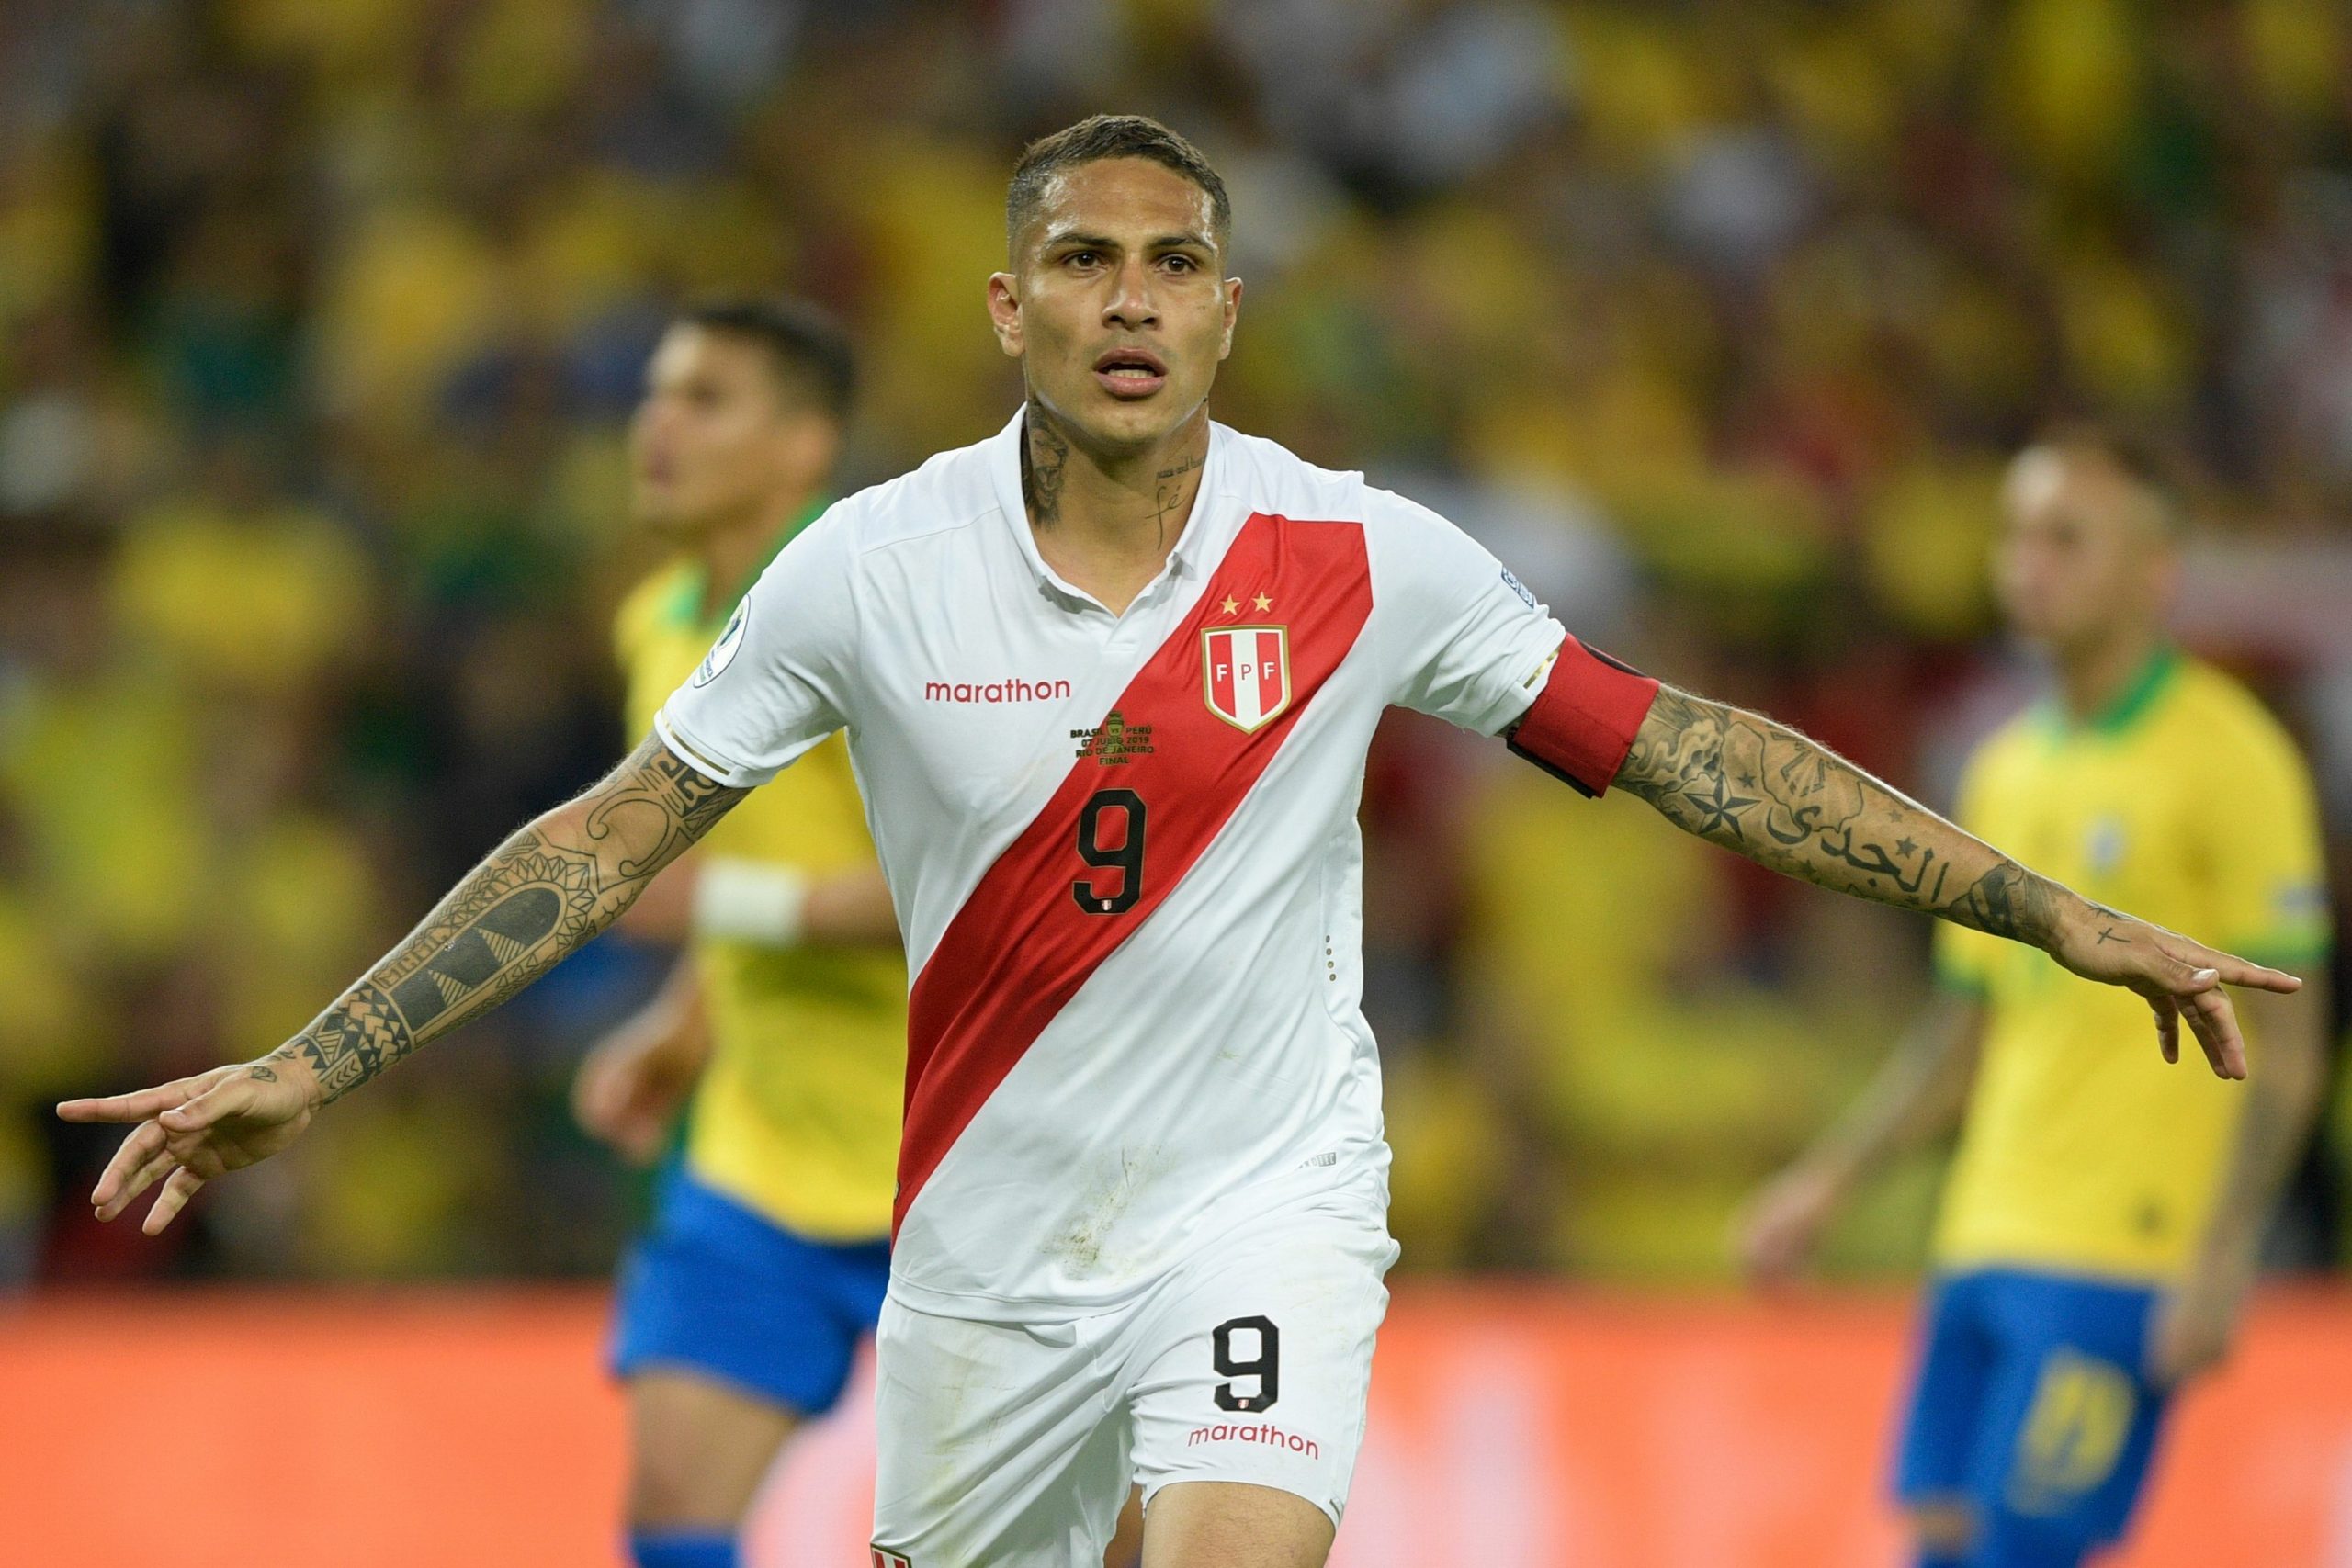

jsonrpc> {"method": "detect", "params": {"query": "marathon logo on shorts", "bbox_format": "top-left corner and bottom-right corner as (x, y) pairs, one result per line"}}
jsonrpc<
(870, 1548), (912, 1568)
(1186, 1419), (1321, 1459)
(1202, 625), (1290, 733)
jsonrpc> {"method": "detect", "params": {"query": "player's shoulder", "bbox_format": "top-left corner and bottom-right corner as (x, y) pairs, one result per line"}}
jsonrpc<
(1210, 423), (1372, 522)
(2168, 657), (2294, 741)
(2166, 657), (2313, 783)
(1213, 425), (1495, 573)
(813, 426), (1009, 558)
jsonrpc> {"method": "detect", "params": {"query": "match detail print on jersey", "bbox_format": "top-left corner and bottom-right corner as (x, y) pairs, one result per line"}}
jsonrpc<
(895, 513), (1375, 1235)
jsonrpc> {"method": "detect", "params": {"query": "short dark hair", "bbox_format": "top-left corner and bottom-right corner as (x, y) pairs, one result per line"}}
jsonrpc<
(678, 296), (856, 422)
(2028, 420), (2183, 537)
(1005, 115), (1230, 255)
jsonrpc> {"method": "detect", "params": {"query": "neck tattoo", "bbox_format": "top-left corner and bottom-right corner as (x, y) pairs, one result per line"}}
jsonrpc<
(1153, 451), (1204, 547)
(1022, 398), (1070, 525)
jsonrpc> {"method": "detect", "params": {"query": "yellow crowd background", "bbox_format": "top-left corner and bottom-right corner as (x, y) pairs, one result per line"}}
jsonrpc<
(2, 0), (2346, 1287)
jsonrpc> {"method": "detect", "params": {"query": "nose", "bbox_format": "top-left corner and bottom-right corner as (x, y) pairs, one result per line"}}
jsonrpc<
(1102, 256), (1159, 332)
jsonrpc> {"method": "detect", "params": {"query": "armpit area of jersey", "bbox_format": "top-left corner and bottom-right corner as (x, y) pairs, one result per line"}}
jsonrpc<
(1506, 636), (1661, 797)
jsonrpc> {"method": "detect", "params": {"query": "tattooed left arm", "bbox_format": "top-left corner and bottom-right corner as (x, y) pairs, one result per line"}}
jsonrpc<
(58, 733), (748, 1232)
(1609, 685), (2301, 1075)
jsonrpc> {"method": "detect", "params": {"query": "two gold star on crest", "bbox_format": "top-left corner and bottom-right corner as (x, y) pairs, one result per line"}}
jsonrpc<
(1219, 593), (1274, 615)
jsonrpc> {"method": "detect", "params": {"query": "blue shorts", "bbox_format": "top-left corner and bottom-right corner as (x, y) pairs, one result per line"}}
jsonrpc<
(1894, 1268), (2172, 1564)
(610, 1165), (890, 1418)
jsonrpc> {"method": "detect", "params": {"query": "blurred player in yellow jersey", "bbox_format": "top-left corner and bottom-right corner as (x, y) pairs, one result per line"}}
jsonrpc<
(1738, 437), (2333, 1568)
(576, 299), (906, 1568)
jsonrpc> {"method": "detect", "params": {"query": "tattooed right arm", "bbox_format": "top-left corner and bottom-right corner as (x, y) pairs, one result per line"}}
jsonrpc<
(59, 733), (750, 1230)
(271, 733), (747, 1104)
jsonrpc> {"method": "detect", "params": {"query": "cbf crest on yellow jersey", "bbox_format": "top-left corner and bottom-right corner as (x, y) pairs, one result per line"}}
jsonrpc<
(615, 530), (906, 1241)
(1933, 650), (2331, 1282)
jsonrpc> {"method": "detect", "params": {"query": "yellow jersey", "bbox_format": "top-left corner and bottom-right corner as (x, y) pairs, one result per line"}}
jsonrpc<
(615, 533), (907, 1241)
(1932, 650), (2330, 1283)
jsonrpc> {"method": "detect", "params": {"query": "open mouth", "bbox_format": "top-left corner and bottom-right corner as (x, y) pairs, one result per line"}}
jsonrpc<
(1092, 347), (1168, 398)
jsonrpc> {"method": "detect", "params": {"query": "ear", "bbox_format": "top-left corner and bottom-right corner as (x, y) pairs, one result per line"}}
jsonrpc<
(1217, 276), (1243, 362)
(987, 272), (1023, 360)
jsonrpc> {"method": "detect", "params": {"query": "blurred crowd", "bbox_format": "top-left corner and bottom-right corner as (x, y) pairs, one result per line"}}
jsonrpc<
(3, 0), (2348, 1287)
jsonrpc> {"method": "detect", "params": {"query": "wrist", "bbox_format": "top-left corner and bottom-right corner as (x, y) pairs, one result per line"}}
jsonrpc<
(2030, 877), (2096, 955)
(691, 859), (810, 948)
(261, 1043), (330, 1112)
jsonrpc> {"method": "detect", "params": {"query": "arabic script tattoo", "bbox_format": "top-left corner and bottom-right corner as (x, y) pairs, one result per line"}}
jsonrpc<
(1612, 687), (2062, 945)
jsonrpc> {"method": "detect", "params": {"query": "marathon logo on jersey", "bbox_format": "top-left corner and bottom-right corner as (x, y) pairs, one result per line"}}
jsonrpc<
(870, 1548), (912, 1568)
(923, 676), (1074, 704)
(691, 603), (748, 688)
(1202, 625), (1291, 733)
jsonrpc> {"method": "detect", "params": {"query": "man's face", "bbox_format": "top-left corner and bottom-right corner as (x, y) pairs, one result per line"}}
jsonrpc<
(988, 158), (1240, 457)
(1993, 450), (2174, 654)
(628, 325), (827, 538)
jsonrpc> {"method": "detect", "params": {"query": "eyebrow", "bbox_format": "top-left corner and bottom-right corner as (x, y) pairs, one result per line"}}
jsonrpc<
(1042, 229), (1216, 254)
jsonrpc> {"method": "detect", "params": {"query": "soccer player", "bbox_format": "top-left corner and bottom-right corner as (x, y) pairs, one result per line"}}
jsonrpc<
(62, 119), (2301, 1568)
(1736, 438), (2333, 1568)
(574, 299), (906, 1568)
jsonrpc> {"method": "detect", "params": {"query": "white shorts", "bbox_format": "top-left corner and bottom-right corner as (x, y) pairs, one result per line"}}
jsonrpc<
(868, 1181), (1397, 1568)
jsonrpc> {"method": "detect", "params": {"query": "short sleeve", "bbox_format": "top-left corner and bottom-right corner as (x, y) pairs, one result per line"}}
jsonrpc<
(2201, 724), (2331, 967)
(654, 504), (861, 787)
(1368, 487), (1568, 735)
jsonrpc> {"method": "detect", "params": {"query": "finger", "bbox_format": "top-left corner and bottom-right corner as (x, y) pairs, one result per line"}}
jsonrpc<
(96, 1146), (180, 1223)
(2182, 987), (2247, 1080)
(2148, 996), (2179, 1065)
(159, 1076), (260, 1135)
(2192, 952), (2301, 996)
(90, 1120), (170, 1211)
(142, 1167), (207, 1236)
(56, 1082), (200, 1124)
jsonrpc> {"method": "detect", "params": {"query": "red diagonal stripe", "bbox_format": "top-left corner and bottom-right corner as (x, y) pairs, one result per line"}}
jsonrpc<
(895, 513), (1374, 1235)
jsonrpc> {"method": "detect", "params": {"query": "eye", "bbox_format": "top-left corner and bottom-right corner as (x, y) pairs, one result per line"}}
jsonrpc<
(1066, 250), (1102, 270)
(1161, 254), (1195, 274)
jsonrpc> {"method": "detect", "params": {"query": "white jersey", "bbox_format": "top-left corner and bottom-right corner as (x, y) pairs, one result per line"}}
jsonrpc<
(658, 411), (1566, 1322)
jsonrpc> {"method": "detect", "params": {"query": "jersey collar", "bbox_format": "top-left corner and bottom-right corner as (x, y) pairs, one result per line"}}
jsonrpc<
(2041, 644), (2183, 741)
(988, 406), (1227, 606)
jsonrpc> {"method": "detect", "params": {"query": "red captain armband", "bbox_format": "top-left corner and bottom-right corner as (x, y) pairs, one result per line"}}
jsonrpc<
(1506, 636), (1662, 798)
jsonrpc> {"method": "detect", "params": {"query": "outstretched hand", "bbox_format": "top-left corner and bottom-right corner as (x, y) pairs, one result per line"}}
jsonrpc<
(56, 1055), (322, 1235)
(572, 1017), (701, 1165)
(2046, 907), (2301, 1079)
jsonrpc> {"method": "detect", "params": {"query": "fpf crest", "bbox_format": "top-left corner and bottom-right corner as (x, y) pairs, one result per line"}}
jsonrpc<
(1202, 624), (1292, 733)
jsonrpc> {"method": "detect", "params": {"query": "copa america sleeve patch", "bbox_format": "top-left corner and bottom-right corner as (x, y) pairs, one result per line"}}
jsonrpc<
(1506, 636), (1661, 798)
(691, 601), (749, 687)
